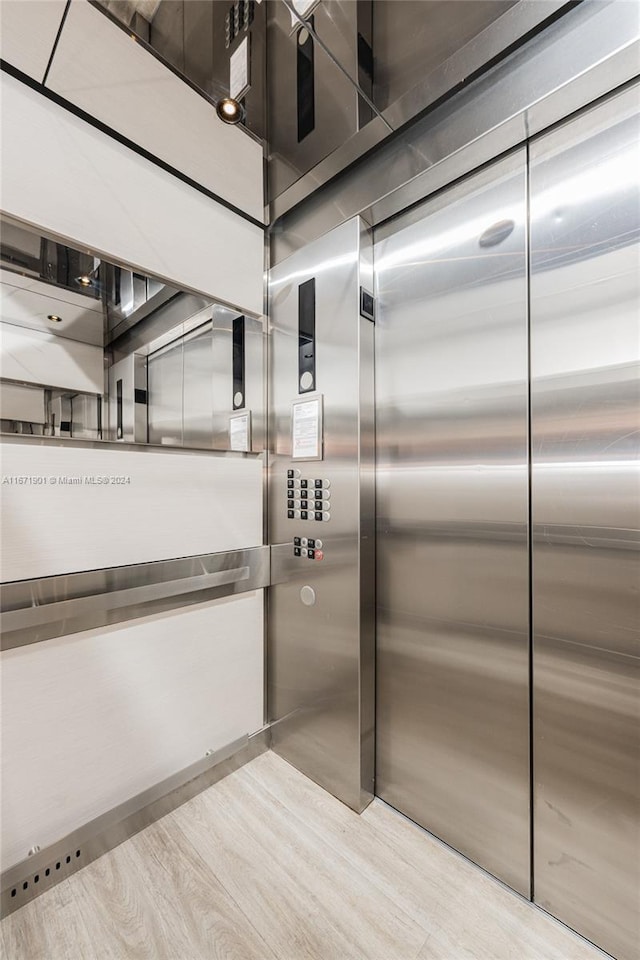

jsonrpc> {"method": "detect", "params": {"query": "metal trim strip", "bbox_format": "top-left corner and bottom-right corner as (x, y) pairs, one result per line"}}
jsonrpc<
(0, 546), (270, 649)
(0, 727), (271, 917)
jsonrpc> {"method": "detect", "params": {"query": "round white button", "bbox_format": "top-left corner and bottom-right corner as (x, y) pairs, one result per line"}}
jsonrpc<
(323, 479), (331, 488)
(301, 548), (308, 558)
(234, 391), (244, 408)
(322, 512), (331, 522)
(301, 537), (308, 547)
(322, 490), (331, 499)
(300, 371), (314, 391)
(322, 501), (331, 511)
(300, 585), (316, 606)
(314, 539), (323, 549)
(294, 510), (301, 519)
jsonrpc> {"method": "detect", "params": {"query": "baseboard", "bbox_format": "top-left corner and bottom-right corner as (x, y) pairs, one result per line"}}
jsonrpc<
(1, 726), (271, 918)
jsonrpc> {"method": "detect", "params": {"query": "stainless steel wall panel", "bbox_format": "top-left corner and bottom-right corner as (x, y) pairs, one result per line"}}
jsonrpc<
(147, 337), (183, 446)
(268, 217), (375, 812)
(182, 325), (214, 448)
(267, 0), (363, 202)
(372, 0), (516, 114)
(375, 149), (530, 895)
(530, 85), (640, 960)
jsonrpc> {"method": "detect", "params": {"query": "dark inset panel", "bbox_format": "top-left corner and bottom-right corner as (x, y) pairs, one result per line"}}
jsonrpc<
(297, 20), (315, 142)
(298, 277), (316, 393)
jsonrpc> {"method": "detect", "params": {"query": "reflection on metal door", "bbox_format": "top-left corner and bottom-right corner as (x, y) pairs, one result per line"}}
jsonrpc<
(375, 149), (530, 896)
(530, 85), (640, 960)
(147, 325), (213, 447)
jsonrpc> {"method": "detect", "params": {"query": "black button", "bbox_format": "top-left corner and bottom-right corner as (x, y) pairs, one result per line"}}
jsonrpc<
(315, 479), (322, 488)
(308, 549), (315, 559)
(308, 539), (315, 548)
(294, 547), (301, 556)
(301, 500), (308, 509)
(288, 510), (294, 519)
(294, 537), (301, 546)
(287, 479), (294, 488)
(288, 499), (295, 509)
(314, 491), (323, 500)
(315, 511), (323, 521)
(301, 511), (308, 520)
(287, 469), (294, 478)
(301, 479), (308, 488)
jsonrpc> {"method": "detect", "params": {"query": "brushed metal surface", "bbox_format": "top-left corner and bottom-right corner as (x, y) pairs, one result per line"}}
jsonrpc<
(375, 149), (530, 895)
(1, 546), (270, 649)
(268, 216), (375, 812)
(270, 0), (639, 262)
(182, 324), (214, 448)
(530, 84), (640, 960)
(147, 332), (184, 446)
(0, 727), (270, 917)
(269, 0), (565, 218)
(267, 0), (363, 202)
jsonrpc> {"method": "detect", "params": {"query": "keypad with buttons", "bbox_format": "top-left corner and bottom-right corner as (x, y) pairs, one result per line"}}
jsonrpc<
(286, 472), (331, 522)
(292, 536), (325, 560)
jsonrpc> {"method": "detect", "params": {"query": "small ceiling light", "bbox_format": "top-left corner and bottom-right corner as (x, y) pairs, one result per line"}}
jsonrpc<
(47, 314), (63, 323)
(216, 97), (244, 125)
(78, 275), (92, 287)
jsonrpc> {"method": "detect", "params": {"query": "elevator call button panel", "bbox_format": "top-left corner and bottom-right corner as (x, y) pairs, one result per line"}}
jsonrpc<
(293, 536), (324, 560)
(287, 469), (330, 521)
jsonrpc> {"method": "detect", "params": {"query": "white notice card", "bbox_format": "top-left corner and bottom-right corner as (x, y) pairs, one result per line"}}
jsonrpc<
(230, 413), (251, 452)
(292, 397), (322, 460)
(229, 37), (250, 101)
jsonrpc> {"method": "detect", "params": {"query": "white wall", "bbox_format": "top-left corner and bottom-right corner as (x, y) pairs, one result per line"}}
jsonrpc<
(0, 325), (104, 397)
(0, 441), (263, 581)
(0, 72), (264, 317)
(1, 592), (264, 869)
(0, 1), (67, 83)
(0, 0), (264, 224)
(46, 0), (265, 223)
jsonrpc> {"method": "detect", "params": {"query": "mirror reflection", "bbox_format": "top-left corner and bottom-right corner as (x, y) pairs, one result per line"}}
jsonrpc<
(0, 216), (265, 453)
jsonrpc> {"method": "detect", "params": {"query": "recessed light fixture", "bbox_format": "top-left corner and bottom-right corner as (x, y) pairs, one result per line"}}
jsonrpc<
(47, 314), (62, 323)
(216, 97), (244, 125)
(77, 275), (92, 287)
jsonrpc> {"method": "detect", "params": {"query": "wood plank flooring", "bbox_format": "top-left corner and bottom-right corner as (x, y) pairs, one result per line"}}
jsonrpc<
(1, 751), (606, 960)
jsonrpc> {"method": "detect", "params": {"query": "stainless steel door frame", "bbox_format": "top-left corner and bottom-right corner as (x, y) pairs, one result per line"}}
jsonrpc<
(268, 216), (375, 813)
(374, 147), (531, 896)
(530, 83), (640, 960)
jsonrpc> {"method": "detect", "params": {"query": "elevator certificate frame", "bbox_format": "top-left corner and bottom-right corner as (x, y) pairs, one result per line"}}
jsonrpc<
(291, 394), (323, 461)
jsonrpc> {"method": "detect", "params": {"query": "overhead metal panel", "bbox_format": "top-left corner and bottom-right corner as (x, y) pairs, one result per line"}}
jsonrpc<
(375, 149), (530, 895)
(530, 84), (640, 960)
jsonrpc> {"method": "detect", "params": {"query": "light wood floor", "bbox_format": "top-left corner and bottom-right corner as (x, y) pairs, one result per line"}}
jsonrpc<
(1, 750), (605, 960)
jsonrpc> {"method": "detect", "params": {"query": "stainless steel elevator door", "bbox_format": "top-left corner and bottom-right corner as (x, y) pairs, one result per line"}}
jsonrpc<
(530, 85), (640, 960)
(375, 149), (530, 896)
(148, 325), (214, 448)
(148, 338), (183, 446)
(182, 326), (214, 448)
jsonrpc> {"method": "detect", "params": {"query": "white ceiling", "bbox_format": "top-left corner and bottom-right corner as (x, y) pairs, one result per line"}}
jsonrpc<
(0, 269), (105, 346)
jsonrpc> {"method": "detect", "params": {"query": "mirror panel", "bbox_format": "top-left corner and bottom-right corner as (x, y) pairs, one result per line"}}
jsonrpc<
(0, 216), (265, 453)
